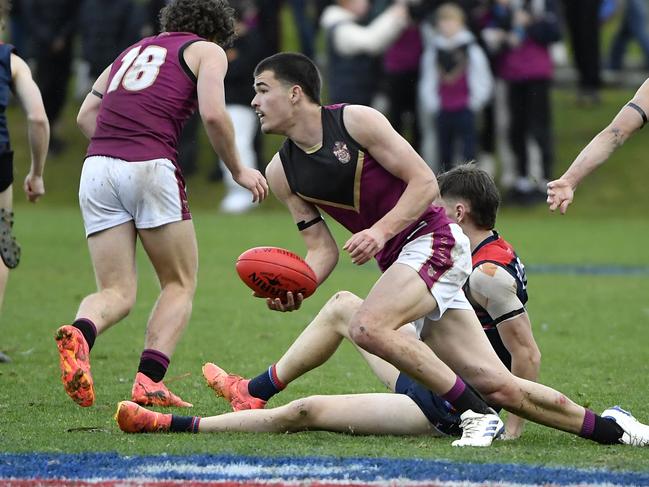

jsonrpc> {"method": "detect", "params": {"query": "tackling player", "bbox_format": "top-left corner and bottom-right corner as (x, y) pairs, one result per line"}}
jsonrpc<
(0, 0), (49, 363)
(54, 0), (268, 408)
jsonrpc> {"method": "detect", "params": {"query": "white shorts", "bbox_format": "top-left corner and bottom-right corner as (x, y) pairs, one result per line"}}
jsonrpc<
(79, 156), (191, 237)
(393, 223), (473, 331)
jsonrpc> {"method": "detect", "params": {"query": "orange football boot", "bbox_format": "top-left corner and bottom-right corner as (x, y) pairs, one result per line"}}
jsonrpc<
(55, 325), (95, 407)
(115, 400), (171, 433)
(202, 362), (266, 411)
(131, 372), (193, 407)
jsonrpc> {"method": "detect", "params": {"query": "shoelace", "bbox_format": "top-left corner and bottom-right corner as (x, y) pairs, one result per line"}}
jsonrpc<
(460, 416), (499, 439)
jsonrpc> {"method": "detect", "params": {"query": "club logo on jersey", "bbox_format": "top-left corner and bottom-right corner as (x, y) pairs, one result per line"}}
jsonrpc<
(333, 141), (351, 164)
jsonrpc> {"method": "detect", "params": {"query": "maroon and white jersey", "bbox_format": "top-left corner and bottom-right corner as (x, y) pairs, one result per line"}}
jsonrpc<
(87, 32), (203, 164)
(279, 104), (454, 271)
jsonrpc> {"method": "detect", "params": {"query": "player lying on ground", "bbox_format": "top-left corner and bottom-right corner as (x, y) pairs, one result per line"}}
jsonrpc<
(547, 77), (649, 213)
(116, 166), (649, 445)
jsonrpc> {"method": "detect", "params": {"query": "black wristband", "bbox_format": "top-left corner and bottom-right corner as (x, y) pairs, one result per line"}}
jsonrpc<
(297, 215), (324, 231)
(627, 102), (647, 127)
(91, 89), (104, 99)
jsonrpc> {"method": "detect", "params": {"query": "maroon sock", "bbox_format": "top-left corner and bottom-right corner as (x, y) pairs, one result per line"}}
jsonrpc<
(137, 349), (170, 382)
(440, 376), (492, 415)
(72, 319), (97, 351)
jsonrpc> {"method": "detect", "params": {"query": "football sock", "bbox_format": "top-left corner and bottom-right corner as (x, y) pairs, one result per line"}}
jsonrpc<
(138, 349), (170, 383)
(170, 415), (200, 433)
(247, 364), (286, 401)
(72, 318), (97, 351)
(440, 376), (493, 415)
(580, 409), (625, 444)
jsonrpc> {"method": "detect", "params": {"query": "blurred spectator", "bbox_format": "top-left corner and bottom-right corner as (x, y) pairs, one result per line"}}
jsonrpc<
(561, 0), (602, 106)
(8, 0), (27, 57)
(320, 0), (409, 105)
(482, 0), (561, 205)
(419, 2), (492, 171)
(79, 0), (141, 79)
(218, 0), (265, 213)
(383, 25), (423, 149)
(608, 0), (649, 72)
(24, 0), (82, 155)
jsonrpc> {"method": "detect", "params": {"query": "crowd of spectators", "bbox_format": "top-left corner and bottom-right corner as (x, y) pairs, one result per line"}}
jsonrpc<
(6, 0), (649, 209)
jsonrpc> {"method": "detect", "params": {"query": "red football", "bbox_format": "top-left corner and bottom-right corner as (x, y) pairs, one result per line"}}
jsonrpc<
(236, 247), (318, 300)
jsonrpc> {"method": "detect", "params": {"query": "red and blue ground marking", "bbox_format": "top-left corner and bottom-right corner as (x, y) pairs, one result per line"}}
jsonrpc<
(1, 453), (648, 486)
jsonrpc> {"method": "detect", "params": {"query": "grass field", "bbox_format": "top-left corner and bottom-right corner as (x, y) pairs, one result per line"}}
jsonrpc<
(0, 205), (648, 471)
(2, 35), (649, 474)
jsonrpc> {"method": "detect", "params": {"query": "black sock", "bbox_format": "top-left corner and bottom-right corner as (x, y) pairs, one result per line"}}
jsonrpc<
(580, 410), (624, 444)
(137, 349), (170, 383)
(72, 319), (97, 351)
(440, 376), (492, 415)
(170, 415), (200, 433)
(247, 364), (286, 401)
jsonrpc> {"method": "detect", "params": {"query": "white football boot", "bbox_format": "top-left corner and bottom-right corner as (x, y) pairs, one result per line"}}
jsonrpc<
(452, 409), (504, 447)
(601, 405), (649, 446)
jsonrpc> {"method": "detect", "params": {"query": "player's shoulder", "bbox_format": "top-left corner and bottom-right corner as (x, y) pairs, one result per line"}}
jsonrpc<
(473, 234), (516, 264)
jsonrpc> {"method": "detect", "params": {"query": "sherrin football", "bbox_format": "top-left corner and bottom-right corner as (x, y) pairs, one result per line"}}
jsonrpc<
(236, 247), (318, 300)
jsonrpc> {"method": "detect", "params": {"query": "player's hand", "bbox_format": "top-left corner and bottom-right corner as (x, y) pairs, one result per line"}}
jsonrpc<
(23, 172), (45, 203)
(546, 178), (574, 215)
(234, 167), (269, 203)
(343, 227), (386, 265)
(262, 291), (303, 312)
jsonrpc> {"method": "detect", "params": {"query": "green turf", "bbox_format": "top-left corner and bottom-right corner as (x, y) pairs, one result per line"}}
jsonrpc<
(0, 206), (648, 471)
(2, 21), (649, 470)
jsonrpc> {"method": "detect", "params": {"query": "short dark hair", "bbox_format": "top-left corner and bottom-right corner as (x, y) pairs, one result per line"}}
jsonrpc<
(160, 0), (236, 47)
(437, 164), (500, 230)
(254, 52), (321, 105)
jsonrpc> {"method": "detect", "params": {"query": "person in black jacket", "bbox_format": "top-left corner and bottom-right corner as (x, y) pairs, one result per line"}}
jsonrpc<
(24, 0), (81, 155)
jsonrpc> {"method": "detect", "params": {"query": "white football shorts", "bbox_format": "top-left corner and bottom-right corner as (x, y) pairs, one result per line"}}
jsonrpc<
(394, 223), (473, 331)
(79, 156), (191, 237)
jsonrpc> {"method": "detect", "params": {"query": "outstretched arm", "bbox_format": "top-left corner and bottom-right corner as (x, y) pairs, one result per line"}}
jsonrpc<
(11, 53), (49, 202)
(547, 78), (649, 214)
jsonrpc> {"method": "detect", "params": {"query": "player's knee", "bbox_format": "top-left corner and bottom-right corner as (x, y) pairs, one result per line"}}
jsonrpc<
(281, 397), (321, 430)
(481, 379), (523, 408)
(322, 291), (362, 325)
(105, 286), (137, 316)
(348, 313), (383, 352)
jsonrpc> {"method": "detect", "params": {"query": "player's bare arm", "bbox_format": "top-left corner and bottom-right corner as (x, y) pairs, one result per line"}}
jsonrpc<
(266, 154), (339, 305)
(189, 41), (268, 203)
(342, 105), (437, 265)
(548, 78), (649, 214)
(11, 53), (49, 202)
(468, 264), (541, 439)
(77, 65), (111, 140)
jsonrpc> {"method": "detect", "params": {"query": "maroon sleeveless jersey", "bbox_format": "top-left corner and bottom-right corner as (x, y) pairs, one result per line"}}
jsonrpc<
(87, 32), (203, 164)
(279, 104), (454, 271)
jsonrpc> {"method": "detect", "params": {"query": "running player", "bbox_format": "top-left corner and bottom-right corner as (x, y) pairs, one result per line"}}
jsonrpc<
(0, 0), (49, 363)
(547, 78), (649, 213)
(54, 0), (268, 408)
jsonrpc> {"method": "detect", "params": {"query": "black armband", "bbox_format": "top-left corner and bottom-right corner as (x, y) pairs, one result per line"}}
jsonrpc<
(627, 102), (647, 127)
(91, 89), (104, 99)
(297, 215), (324, 231)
